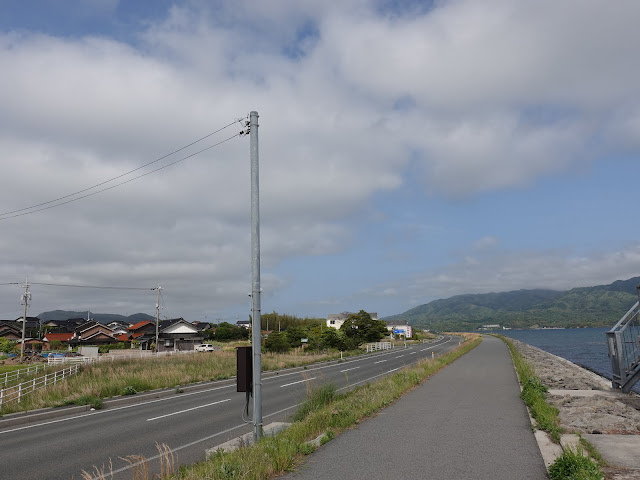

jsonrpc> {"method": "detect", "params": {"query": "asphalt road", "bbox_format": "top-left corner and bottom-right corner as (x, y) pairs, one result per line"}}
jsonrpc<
(0, 336), (458, 479)
(281, 335), (548, 480)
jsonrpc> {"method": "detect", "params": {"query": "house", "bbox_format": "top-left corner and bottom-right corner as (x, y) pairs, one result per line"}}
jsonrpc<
(0, 321), (22, 340)
(107, 320), (131, 336)
(71, 321), (118, 346)
(386, 323), (412, 338)
(326, 312), (378, 330)
(42, 332), (74, 349)
(129, 318), (203, 351)
(236, 320), (251, 329)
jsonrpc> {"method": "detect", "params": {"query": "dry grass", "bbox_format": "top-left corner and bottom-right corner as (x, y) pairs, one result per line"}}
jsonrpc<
(0, 348), (357, 415)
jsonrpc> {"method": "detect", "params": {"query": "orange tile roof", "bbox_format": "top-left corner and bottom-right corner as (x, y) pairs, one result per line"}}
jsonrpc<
(45, 332), (74, 342)
(129, 320), (153, 331)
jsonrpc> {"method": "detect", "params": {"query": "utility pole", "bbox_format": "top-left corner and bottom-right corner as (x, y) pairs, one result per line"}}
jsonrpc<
(155, 286), (161, 352)
(249, 110), (263, 441)
(19, 280), (31, 362)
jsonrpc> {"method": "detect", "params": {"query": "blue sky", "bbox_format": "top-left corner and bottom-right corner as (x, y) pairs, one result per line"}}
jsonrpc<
(1, 0), (639, 323)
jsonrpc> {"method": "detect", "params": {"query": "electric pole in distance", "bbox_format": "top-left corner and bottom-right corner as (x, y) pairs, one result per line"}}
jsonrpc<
(20, 280), (31, 362)
(155, 285), (162, 352)
(249, 110), (263, 441)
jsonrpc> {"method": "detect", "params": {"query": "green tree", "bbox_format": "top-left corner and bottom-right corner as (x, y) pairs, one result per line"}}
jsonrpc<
(340, 310), (388, 345)
(213, 322), (249, 341)
(0, 337), (16, 353)
(264, 332), (291, 353)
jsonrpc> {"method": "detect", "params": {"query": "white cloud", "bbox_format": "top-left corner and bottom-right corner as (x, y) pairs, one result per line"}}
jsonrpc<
(1, 1), (640, 320)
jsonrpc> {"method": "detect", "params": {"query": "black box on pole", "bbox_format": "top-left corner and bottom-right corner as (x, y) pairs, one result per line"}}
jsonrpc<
(236, 346), (252, 392)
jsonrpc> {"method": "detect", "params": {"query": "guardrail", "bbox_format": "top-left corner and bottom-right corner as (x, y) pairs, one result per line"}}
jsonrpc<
(0, 364), (79, 408)
(365, 342), (392, 352)
(1, 364), (49, 387)
(607, 296), (640, 393)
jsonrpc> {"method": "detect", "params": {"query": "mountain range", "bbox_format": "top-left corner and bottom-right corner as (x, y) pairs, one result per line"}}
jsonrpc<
(384, 276), (640, 331)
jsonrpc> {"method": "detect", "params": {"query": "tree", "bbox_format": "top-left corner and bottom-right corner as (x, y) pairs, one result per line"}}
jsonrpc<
(0, 337), (16, 353)
(264, 332), (290, 353)
(340, 310), (388, 345)
(213, 322), (249, 341)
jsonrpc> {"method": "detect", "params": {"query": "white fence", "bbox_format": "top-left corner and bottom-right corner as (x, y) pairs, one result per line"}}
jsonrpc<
(1, 364), (50, 387)
(365, 342), (392, 352)
(0, 364), (79, 408)
(47, 349), (196, 365)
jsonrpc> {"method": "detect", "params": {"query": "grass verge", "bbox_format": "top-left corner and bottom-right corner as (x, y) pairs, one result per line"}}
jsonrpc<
(172, 334), (481, 480)
(499, 335), (563, 443)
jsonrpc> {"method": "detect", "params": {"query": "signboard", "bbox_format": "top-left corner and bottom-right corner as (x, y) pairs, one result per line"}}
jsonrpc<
(393, 329), (404, 334)
(301, 338), (308, 343)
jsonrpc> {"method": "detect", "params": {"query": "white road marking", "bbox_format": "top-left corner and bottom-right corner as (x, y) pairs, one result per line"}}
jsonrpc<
(374, 360), (387, 364)
(0, 383), (235, 435)
(410, 352), (417, 355)
(395, 355), (404, 358)
(340, 367), (360, 373)
(280, 377), (316, 388)
(147, 398), (230, 421)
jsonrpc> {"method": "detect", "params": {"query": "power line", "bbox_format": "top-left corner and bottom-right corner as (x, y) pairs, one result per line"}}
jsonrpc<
(0, 131), (243, 221)
(28, 282), (157, 291)
(0, 118), (246, 220)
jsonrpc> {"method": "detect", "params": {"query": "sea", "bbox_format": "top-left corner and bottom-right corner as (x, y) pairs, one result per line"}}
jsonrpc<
(499, 327), (640, 394)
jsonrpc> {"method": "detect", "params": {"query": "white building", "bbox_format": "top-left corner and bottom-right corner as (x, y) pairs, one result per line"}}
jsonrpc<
(386, 324), (412, 338)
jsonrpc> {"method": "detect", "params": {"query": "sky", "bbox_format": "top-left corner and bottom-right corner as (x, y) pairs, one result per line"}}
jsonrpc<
(1, 0), (640, 323)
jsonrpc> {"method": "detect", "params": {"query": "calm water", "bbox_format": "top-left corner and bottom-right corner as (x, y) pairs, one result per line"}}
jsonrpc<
(498, 327), (640, 392)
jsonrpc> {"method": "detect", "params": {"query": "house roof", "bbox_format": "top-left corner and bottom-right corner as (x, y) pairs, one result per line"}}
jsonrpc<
(44, 332), (74, 342)
(129, 320), (154, 331)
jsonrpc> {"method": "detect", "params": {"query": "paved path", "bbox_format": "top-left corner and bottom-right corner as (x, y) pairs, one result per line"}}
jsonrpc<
(282, 335), (548, 480)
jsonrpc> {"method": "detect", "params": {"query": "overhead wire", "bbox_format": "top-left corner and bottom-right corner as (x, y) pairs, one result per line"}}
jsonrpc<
(0, 131), (243, 221)
(28, 282), (156, 290)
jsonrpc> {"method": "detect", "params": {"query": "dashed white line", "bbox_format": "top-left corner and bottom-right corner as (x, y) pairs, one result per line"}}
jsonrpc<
(280, 377), (316, 388)
(410, 352), (417, 355)
(395, 355), (404, 358)
(147, 399), (230, 421)
(374, 360), (387, 364)
(340, 367), (360, 373)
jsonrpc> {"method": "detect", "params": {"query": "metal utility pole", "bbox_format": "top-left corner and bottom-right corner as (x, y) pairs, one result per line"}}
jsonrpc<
(155, 286), (161, 352)
(19, 280), (31, 362)
(249, 110), (263, 441)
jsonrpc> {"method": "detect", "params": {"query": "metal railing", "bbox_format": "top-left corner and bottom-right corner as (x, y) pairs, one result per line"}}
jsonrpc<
(47, 349), (196, 365)
(607, 290), (640, 393)
(0, 364), (79, 408)
(366, 342), (392, 352)
(1, 363), (50, 387)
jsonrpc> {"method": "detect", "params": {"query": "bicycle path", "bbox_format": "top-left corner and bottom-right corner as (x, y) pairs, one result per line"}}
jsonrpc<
(281, 335), (548, 479)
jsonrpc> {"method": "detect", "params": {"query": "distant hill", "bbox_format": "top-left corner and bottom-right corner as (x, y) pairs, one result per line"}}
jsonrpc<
(37, 310), (155, 324)
(384, 277), (640, 331)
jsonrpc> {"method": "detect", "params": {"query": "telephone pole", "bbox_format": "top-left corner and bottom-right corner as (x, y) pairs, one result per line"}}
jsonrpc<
(155, 286), (161, 352)
(249, 110), (263, 441)
(19, 280), (31, 362)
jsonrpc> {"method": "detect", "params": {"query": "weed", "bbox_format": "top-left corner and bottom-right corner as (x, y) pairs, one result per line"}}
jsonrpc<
(320, 430), (335, 445)
(292, 383), (338, 422)
(548, 446), (602, 480)
(501, 336), (563, 443)
(122, 386), (138, 396)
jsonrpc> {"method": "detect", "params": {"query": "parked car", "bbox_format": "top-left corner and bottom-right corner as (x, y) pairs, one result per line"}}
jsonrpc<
(195, 344), (217, 352)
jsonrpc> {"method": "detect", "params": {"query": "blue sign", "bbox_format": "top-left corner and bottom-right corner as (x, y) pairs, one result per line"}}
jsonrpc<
(393, 329), (403, 334)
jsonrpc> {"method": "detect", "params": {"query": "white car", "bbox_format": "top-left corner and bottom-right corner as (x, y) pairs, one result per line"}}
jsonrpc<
(195, 344), (216, 352)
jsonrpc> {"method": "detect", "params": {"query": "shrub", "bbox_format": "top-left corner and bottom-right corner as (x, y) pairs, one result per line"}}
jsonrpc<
(265, 332), (291, 353)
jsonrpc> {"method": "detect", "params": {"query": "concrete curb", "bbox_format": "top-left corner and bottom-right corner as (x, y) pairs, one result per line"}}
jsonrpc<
(205, 422), (291, 458)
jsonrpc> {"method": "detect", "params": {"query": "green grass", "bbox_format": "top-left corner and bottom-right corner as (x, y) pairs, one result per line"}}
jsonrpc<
(172, 334), (482, 480)
(548, 446), (602, 480)
(500, 335), (563, 443)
